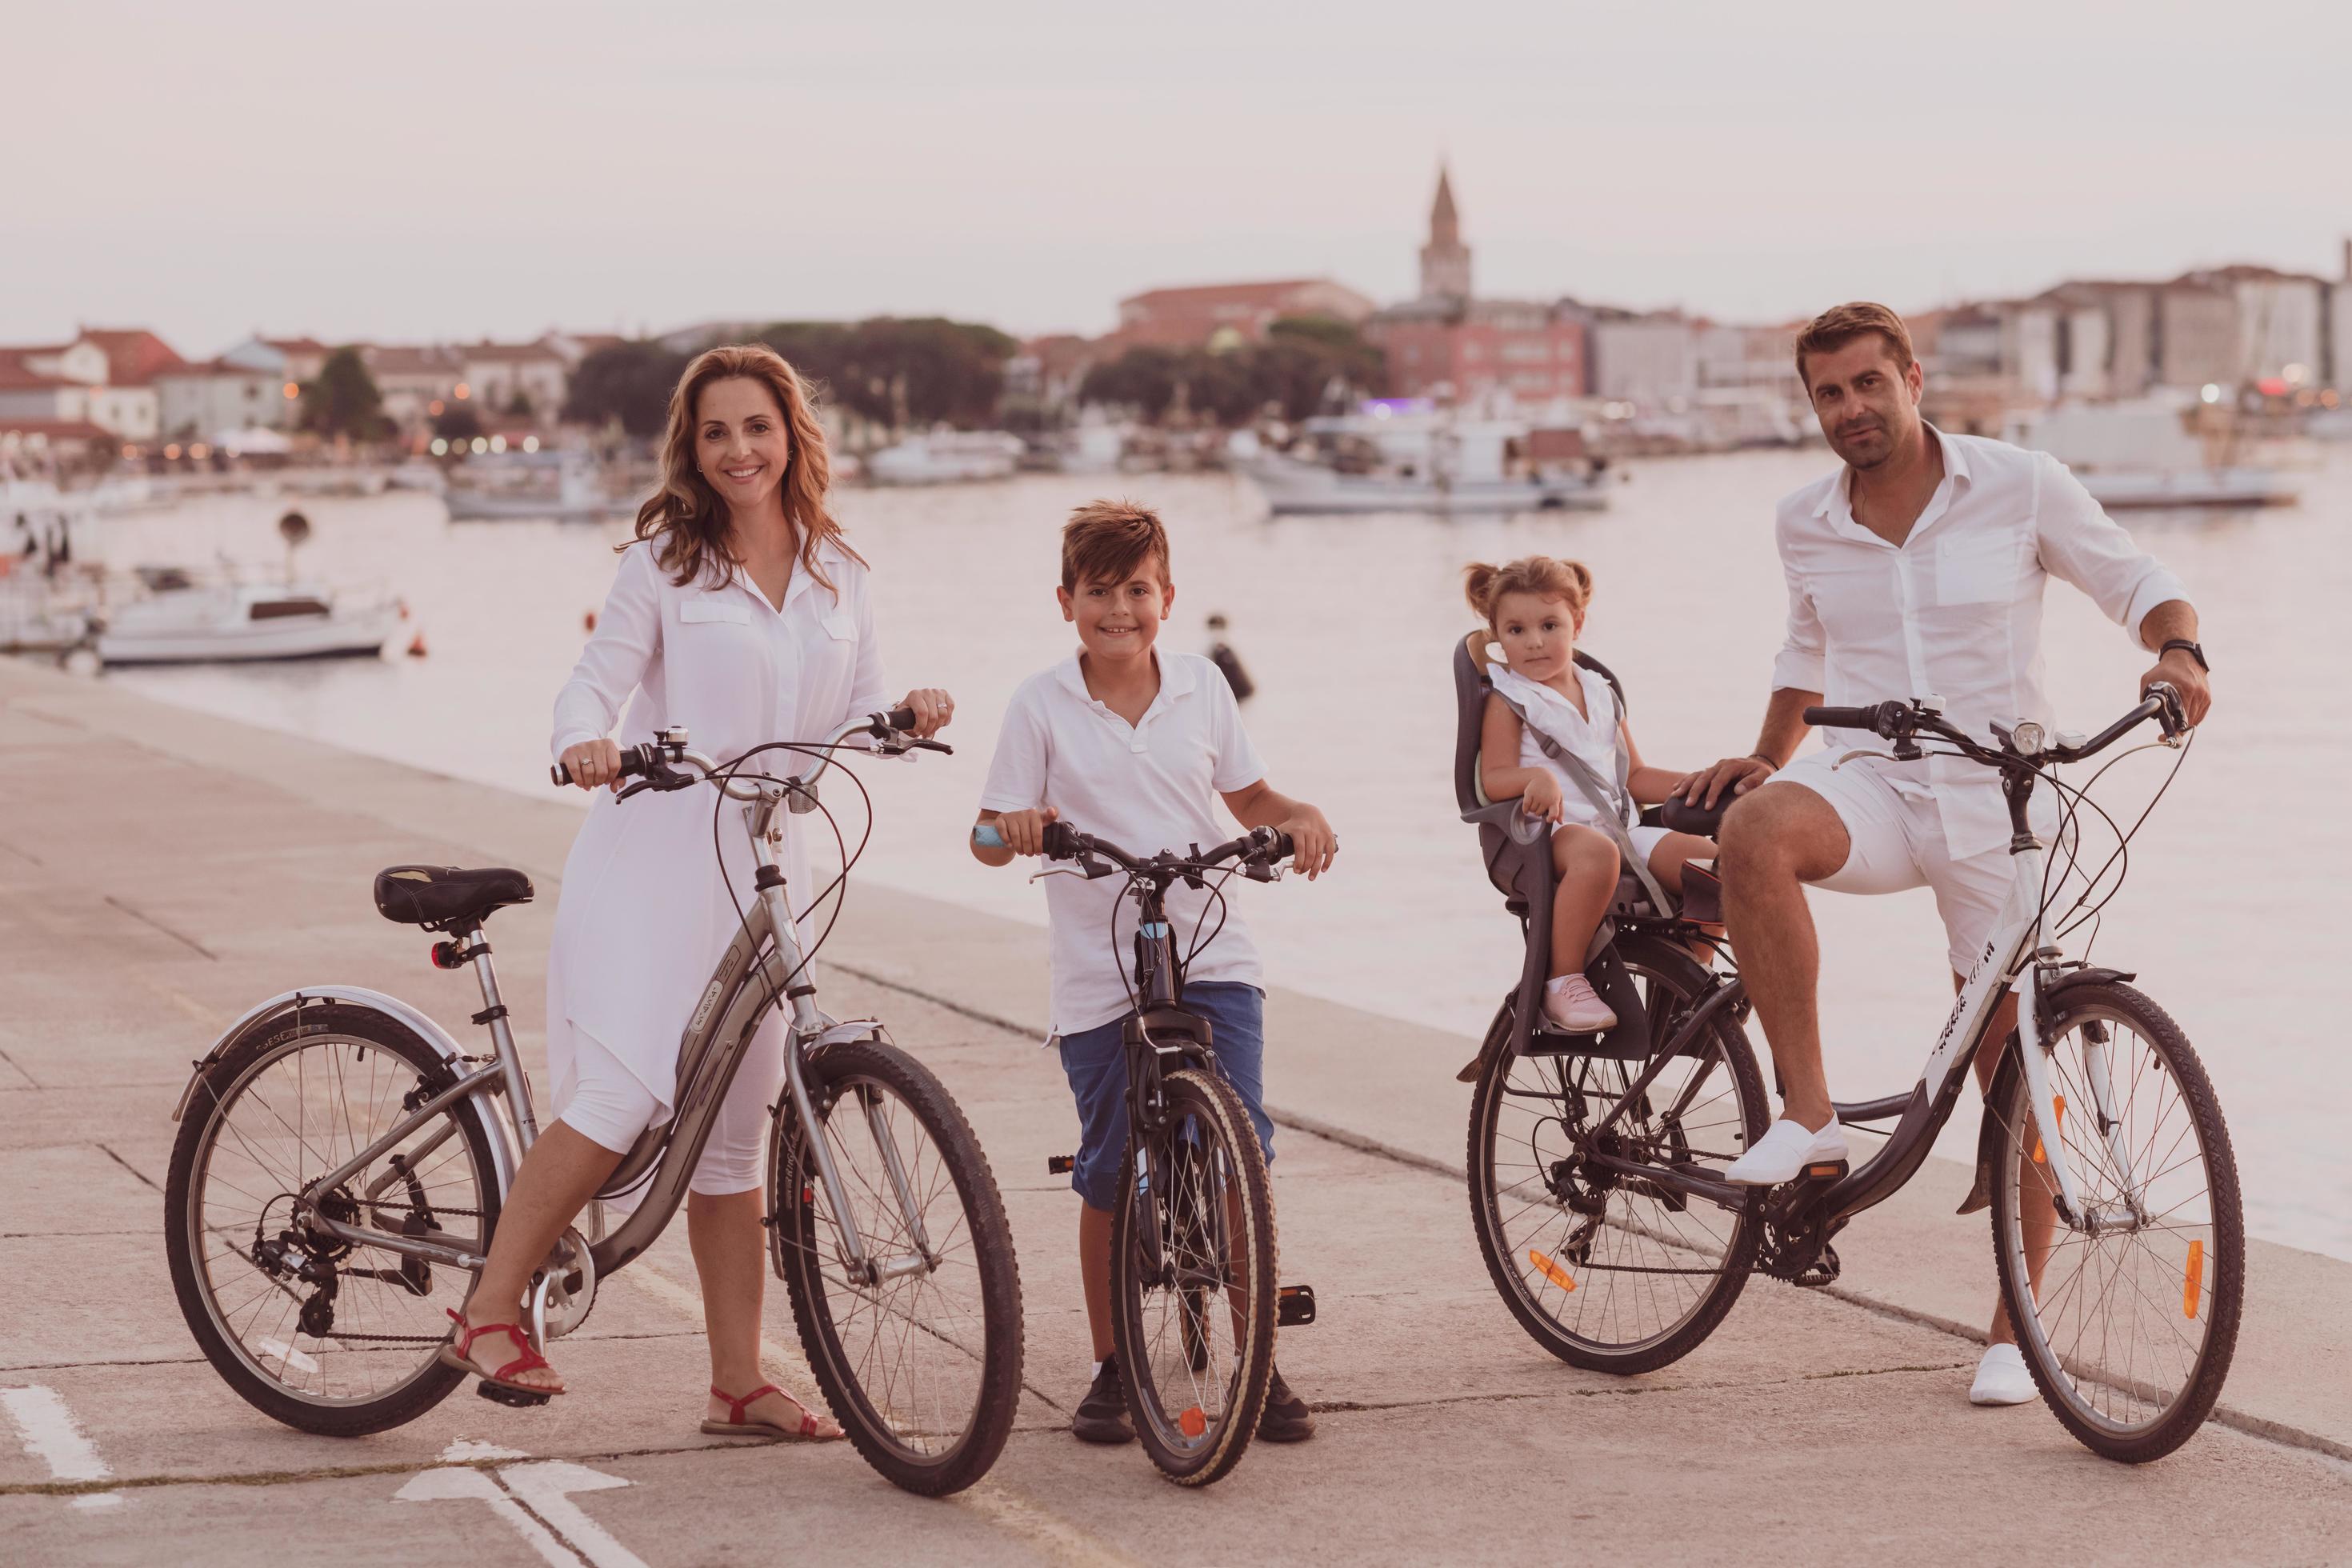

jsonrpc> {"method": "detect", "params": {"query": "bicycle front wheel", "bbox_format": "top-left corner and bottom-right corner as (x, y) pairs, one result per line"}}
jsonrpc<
(164, 1005), (501, 1436)
(1990, 979), (2243, 1462)
(1110, 1066), (1277, 1487)
(770, 1037), (1024, 1497)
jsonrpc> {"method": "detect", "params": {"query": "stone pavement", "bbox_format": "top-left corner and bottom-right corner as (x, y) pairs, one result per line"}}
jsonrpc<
(2, 658), (2347, 1566)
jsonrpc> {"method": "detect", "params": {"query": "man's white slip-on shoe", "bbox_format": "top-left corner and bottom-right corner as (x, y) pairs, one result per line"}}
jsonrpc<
(1721, 1116), (1849, 1186)
(1969, 1342), (2038, 1406)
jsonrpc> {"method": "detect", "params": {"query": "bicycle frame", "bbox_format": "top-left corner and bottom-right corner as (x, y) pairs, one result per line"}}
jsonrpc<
(1571, 761), (2106, 1237)
(193, 731), (931, 1294)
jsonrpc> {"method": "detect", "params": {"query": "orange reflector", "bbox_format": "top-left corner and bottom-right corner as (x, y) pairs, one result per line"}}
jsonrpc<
(2184, 1239), (2203, 1320)
(1529, 1248), (1576, 1292)
(1178, 1405), (1206, 1438)
(2031, 1094), (2066, 1165)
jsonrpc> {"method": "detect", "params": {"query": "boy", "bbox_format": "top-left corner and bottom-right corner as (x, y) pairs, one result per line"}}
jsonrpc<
(972, 499), (1337, 1446)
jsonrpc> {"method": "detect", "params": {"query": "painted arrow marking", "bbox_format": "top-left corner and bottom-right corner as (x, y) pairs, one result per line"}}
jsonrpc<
(1, 1385), (121, 1510)
(396, 1450), (646, 1568)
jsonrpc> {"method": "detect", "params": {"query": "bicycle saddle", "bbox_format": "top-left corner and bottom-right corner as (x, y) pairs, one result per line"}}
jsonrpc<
(373, 865), (535, 930)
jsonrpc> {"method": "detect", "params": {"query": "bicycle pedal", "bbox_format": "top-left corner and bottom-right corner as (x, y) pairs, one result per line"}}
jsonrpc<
(1801, 1161), (1849, 1182)
(1277, 1283), (1317, 1327)
(1046, 1154), (1074, 1175)
(476, 1381), (553, 1409)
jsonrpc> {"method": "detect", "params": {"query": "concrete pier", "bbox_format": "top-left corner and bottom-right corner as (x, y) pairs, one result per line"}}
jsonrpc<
(3, 657), (2346, 1566)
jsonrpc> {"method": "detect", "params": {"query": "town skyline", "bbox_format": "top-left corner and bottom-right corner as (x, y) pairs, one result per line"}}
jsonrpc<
(9, 2), (2349, 354)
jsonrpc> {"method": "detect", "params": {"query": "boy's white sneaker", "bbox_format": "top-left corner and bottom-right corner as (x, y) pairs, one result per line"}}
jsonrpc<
(1722, 1116), (1848, 1186)
(1969, 1342), (2038, 1406)
(1541, 974), (1617, 1033)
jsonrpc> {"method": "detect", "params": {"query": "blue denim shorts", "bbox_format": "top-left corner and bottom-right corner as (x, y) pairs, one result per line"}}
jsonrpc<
(1054, 982), (1272, 1210)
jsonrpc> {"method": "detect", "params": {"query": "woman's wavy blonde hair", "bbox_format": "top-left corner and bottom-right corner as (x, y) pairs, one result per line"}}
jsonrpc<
(630, 343), (863, 592)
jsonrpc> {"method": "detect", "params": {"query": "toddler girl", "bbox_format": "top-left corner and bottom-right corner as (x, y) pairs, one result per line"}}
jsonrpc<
(1465, 555), (1716, 1034)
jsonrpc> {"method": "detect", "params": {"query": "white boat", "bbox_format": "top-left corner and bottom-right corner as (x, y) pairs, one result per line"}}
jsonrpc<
(865, 431), (1024, 485)
(95, 580), (410, 665)
(2010, 402), (2302, 511)
(1238, 409), (1610, 515)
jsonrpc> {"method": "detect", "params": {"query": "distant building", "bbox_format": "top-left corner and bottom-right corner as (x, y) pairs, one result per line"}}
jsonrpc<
(460, 340), (569, 425)
(222, 335), (334, 385)
(1110, 279), (1376, 352)
(362, 345), (466, 434)
(1363, 172), (1586, 403)
(1586, 309), (1702, 406)
(155, 359), (287, 438)
(0, 350), (94, 427)
(2332, 240), (2352, 390)
(1418, 166), (1472, 302)
(2155, 278), (2241, 390)
(1003, 334), (1099, 420)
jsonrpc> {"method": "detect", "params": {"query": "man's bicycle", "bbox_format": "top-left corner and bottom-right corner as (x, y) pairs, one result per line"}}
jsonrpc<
(164, 710), (1026, 1496)
(978, 818), (1301, 1486)
(1466, 684), (2243, 1462)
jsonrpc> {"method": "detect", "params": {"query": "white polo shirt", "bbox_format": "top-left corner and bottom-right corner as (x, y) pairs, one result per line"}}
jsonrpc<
(979, 650), (1267, 1035)
(1772, 427), (2189, 861)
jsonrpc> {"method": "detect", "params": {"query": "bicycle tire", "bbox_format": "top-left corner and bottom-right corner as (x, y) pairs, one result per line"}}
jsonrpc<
(1989, 981), (2242, 1462)
(771, 1037), (1024, 1497)
(165, 1005), (501, 1437)
(1468, 934), (1766, 1374)
(1110, 1066), (1277, 1486)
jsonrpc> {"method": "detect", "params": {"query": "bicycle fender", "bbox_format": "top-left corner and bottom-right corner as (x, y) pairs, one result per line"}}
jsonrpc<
(2033, 966), (2138, 1032)
(169, 986), (520, 1193)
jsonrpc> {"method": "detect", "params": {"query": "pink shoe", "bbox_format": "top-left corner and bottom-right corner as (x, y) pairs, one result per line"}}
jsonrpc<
(1542, 974), (1618, 1033)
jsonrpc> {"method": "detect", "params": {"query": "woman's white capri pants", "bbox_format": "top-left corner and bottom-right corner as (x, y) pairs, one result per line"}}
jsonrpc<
(550, 1016), (785, 1196)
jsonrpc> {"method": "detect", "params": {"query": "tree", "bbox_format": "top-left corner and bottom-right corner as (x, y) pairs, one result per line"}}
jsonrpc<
(761, 318), (1014, 429)
(563, 341), (690, 436)
(300, 347), (388, 440)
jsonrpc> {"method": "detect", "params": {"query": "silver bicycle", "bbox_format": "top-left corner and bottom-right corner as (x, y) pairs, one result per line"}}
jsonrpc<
(164, 710), (1025, 1495)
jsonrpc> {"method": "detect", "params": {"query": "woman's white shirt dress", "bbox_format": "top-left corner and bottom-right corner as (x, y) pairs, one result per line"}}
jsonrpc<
(546, 536), (886, 1188)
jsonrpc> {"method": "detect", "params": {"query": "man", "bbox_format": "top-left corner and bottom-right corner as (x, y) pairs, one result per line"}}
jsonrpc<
(1674, 302), (2213, 1406)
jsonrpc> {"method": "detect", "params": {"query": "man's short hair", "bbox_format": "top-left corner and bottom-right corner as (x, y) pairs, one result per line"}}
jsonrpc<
(1061, 499), (1170, 592)
(1794, 302), (1916, 390)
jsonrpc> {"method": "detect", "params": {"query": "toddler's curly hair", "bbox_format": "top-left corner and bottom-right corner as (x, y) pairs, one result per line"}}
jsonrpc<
(1463, 555), (1594, 626)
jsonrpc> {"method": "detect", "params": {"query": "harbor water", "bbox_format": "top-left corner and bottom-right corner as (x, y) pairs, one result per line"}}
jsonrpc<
(78, 450), (2352, 1260)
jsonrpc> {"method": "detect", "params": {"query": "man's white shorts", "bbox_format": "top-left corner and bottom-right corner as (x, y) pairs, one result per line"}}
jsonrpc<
(1762, 751), (2053, 978)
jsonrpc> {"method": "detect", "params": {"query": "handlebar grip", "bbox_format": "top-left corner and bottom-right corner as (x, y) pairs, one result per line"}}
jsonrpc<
(1266, 829), (1296, 861)
(550, 762), (569, 786)
(1802, 704), (1886, 732)
(552, 746), (648, 789)
(1041, 820), (1080, 861)
(972, 823), (1006, 849)
(883, 706), (918, 732)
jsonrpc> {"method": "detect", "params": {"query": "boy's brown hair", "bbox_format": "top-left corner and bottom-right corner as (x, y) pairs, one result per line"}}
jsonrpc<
(1793, 302), (1915, 390)
(1061, 499), (1170, 592)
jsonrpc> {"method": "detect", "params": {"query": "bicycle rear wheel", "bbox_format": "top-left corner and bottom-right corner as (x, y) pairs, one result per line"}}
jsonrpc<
(1111, 1066), (1277, 1486)
(1469, 936), (1766, 1373)
(1990, 980), (2242, 1462)
(770, 1036), (1024, 1496)
(164, 1006), (500, 1436)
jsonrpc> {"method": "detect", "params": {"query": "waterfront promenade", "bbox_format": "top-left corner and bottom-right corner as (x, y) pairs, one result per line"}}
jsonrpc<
(2, 655), (2347, 1566)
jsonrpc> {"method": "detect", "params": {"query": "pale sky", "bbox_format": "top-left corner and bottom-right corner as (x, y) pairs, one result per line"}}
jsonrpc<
(7, 1), (2347, 358)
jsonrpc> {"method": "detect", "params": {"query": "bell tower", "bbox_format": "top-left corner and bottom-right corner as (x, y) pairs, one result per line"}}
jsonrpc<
(1419, 165), (1473, 302)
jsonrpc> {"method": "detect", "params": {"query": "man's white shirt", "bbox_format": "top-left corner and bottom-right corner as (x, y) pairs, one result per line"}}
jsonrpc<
(979, 650), (1266, 1036)
(1772, 426), (2188, 861)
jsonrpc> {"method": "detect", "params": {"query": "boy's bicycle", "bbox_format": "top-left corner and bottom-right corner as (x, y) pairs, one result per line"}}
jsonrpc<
(1465, 683), (2243, 1463)
(979, 818), (1299, 1486)
(164, 710), (1026, 1496)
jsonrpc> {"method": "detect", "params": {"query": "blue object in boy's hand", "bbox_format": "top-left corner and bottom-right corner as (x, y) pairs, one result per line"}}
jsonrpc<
(973, 824), (1006, 849)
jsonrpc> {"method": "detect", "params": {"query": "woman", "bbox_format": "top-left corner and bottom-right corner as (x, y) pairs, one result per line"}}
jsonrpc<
(443, 345), (951, 1441)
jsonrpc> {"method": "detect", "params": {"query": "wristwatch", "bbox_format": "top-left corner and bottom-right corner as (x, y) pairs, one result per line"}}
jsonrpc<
(2159, 638), (2210, 673)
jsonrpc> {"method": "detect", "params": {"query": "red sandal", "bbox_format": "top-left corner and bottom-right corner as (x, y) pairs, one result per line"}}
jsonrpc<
(699, 1383), (838, 1442)
(438, 1307), (565, 1398)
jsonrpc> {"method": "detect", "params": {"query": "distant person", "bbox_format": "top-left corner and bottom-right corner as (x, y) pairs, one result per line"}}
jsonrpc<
(970, 500), (1335, 1446)
(442, 344), (955, 1442)
(1205, 610), (1254, 702)
(12, 513), (34, 560)
(1675, 302), (2211, 1408)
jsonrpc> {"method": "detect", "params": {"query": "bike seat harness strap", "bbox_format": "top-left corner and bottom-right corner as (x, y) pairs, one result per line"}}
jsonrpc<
(1482, 664), (1674, 914)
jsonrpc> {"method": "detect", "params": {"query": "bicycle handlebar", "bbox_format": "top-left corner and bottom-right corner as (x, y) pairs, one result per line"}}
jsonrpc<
(1803, 686), (2186, 768)
(971, 820), (1294, 882)
(550, 708), (943, 795)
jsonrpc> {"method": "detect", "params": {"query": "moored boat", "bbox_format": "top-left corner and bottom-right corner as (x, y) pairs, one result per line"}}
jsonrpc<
(94, 580), (410, 665)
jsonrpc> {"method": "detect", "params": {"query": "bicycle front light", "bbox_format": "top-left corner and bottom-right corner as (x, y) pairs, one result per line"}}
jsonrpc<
(2010, 721), (2046, 757)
